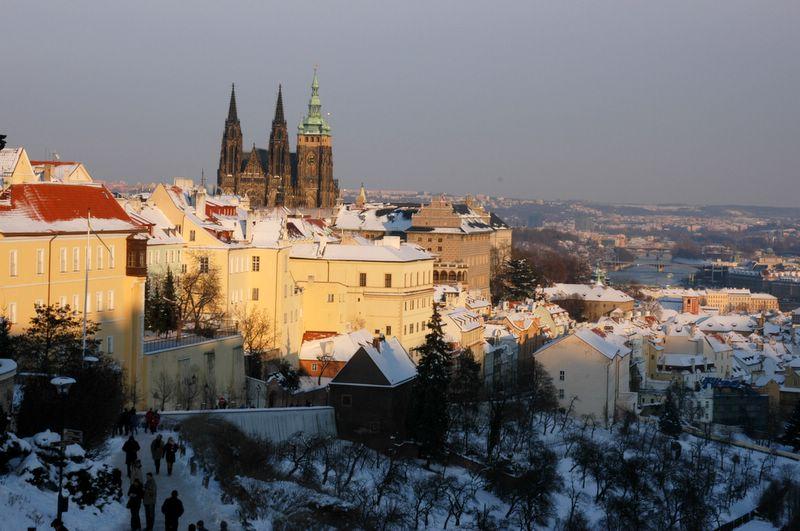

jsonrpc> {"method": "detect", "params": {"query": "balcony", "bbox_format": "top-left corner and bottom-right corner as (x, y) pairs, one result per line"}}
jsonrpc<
(143, 326), (240, 354)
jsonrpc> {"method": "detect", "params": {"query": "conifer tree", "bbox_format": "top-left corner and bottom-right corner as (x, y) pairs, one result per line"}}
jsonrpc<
(159, 268), (178, 333)
(408, 303), (452, 459)
(659, 385), (682, 437)
(449, 349), (482, 451)
(498, 257), (539, 301)
(781, 400), (800, 451)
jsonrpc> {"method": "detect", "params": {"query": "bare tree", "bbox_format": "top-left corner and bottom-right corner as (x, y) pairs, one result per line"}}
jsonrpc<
(152, 370), (177, 410)
(177, 373), (201, 410)
(169, 252), (226, 339)
(315, 352), (334, 385)
(232, 304), (275, 356)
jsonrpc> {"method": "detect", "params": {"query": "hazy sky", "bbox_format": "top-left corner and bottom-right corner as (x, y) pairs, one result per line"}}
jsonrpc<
(3, 1), (799, 206)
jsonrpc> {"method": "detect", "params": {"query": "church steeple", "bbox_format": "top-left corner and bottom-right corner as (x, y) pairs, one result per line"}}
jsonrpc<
(298, 68), (331, 136)
(273, 84), (285, 124)
(217, 83), (243, 194)
(227, 83), (239, 122)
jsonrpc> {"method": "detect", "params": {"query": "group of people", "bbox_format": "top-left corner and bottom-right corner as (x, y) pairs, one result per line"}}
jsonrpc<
(121, 431), (197, 530)
(117, 407), (162, 437)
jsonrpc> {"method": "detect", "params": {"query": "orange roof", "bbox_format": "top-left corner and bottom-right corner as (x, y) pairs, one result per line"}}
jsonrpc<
(301, 331), (339, 343)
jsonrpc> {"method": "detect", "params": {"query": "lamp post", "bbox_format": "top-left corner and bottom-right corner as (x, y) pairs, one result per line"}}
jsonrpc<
(50, 376), (76, 523)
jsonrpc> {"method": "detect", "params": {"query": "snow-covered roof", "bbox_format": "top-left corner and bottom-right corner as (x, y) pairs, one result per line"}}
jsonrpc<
(332, 204), (415, 233)
(0, 183), (142, 234)
(444, 307), (483, 334)
(696, 315), (757, 333)
(299, 329), (374, 362)
(291, 238), (432, 262)
(543, 283), (634, 304)
(361, 337), (417, 386)
(540, 328), (630, 360)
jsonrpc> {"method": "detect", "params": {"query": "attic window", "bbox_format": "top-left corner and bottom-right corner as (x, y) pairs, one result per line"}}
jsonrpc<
(341, 394), (352, 407)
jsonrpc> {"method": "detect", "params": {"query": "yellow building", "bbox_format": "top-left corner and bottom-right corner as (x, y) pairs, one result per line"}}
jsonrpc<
(290, 236), (435, 351)
(0, 182), (147, 393)
(146, 183), (309, 355)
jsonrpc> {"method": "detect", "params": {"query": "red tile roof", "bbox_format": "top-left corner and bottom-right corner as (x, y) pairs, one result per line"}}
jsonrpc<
(0, 183), (141, 234)
(302, 331), (339, 343)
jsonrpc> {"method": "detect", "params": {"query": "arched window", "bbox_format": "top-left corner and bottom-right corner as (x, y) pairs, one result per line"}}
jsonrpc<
(448, 271), (457, 282)
(433, 270), (440, 282)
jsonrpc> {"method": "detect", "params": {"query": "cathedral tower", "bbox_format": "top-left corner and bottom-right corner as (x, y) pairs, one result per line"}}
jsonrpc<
(296, 69), (337, 208)
(217, 84), (243, 194)
(267, 85), (293, 205)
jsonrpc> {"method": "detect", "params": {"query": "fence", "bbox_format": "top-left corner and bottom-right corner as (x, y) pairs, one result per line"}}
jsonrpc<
(143, 328), (239, 354)
(158, 406), (337, 443)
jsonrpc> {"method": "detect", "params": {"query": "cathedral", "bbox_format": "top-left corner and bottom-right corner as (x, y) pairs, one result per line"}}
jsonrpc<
(216, 70), (339, 209)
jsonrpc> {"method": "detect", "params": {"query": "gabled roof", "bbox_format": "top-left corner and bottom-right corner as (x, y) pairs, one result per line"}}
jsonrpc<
(330, 335), (417, 387)
(0, 183), (141, 234)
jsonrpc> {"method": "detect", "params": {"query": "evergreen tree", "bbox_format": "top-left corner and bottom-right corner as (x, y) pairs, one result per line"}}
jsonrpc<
(144, 277), (159, 332)
(498, 257), (539, 301)
(408, 303), (452, 459)
(781, 400), (800, 450)
(449, 349), (482, 451)
(659, 385), (682, 437)
(159, 268), (178, 333)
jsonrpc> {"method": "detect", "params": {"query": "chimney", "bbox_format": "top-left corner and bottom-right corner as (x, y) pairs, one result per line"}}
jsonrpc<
(195, 188), (207, 221)
(372, 336), (381, 352)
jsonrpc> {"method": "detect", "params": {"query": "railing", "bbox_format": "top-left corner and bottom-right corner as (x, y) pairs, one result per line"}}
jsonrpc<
(143, 327), (240, 354)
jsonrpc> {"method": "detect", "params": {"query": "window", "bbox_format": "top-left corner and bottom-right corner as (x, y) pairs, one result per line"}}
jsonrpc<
(359, 272), (367, 287)
(341, 394), (352, 407)
(59, 296), (67, 308)
(437, 246), (442, 252)
(34, 298), (43, 308)
(106, 335), (114, 354)
(8, 303), (17, 324)
(327, 294), (335, 303)
(73, 248), (80, 271)
(252, 256), (260, 272)
(384, 273), (392, 288)
(251, 288), (259, 301)
(60, 248), (67, 272)
(558, 389), (565, 399)
(86, 293), (92, 313)
(181, 264), (187, 274)
(559, 370), (565, 381)
(96, 291), (103, 312)
(72, 294), (80, 311)
(404, 325), (407, 335)
(311, 363), (318, 372)
(189, 230), (196, 242)
(97, 246), (104, 269)
(9, 250), (18, 277)
(109, 245), (116, 269)
(205, 351), (215, 375)
(199, 256), (209, 273)
(108, 290), (115, 310)
(36, 249), (45, 275)
(386, 325), (392, 335)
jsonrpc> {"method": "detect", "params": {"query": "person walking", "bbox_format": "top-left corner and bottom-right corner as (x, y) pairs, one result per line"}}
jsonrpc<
(164, 437), (178, 476)
(120, 408), (131, 436)
(150, 434), (164, 474)
(196, 520), (207, 531)
(161, 489), (184, 531)
(152, 409), (161, 433)
(144, 409), (154, 433)
(143, 472), (157, 531)
(128, 407), (139, 435)
(122, 435), (140, 478)
(127, 477), (145, 530)
(131, 459), (144, 485)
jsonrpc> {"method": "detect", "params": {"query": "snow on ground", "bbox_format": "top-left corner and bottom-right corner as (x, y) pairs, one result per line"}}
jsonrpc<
(0, 430), (240, 530)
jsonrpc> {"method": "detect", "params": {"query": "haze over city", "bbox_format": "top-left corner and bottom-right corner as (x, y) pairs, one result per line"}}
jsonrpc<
(3, 1), (799, 206)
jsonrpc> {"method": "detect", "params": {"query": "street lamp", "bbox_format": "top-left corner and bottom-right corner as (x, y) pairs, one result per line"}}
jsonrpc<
(50, 376), (76, 523)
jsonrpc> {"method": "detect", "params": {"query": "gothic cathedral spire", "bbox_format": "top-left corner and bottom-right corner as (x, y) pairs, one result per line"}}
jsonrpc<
(267, 84), (292, 205)
(217, 83), (243, 193)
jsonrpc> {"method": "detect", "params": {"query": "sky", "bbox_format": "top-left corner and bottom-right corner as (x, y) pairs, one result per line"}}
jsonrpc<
(2, 1), (799, 206)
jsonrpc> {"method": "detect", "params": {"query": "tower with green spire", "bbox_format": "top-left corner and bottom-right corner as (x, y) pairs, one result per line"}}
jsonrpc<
(296, 68), (337, 208)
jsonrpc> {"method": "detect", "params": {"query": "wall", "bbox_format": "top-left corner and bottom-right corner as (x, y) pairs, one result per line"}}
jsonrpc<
(159, 406), (336, 442)
(144, 334), (245, 410)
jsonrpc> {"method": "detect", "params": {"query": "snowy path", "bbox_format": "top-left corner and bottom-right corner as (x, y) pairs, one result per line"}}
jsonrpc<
(97, 431), (240, 531)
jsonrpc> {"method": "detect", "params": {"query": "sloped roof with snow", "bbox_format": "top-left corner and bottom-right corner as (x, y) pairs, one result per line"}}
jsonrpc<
(0, 183), (141, 234)
(361, 336), (417, 386)
(299, 329), (375, 362)
(291, 239), (432, 262)
(333, 204), (415, 233)
(543, 283), (634, 304)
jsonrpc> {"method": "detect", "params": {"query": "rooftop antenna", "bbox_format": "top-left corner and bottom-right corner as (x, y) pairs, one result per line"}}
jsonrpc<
(200, 169), (206, 189)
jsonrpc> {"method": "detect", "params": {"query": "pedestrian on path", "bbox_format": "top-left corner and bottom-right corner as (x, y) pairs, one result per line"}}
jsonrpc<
(122, 435), (141, 477)
(196, 519), (207, 531)
(143, 472), (157, 531)
(164, 437), (178, 476)
(150, 434), (164, 474)
(161, 489), (184, 531)
(128, 407), (139, 435)
(131, 459), (144, 485)
(127, 478), (144, 530)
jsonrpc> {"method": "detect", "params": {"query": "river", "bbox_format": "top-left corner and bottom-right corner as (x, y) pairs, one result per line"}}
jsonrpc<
(606, 254), (700, 287)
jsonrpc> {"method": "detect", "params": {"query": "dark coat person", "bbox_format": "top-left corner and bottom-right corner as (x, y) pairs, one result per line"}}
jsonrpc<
(163, 438), (178, 475)
(143, 472), (157, 531)
(161, 490), (184, 531)
(122, 435), (141, 477)
(127, 479), (144, 530)
(150, 434), (164, 474)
